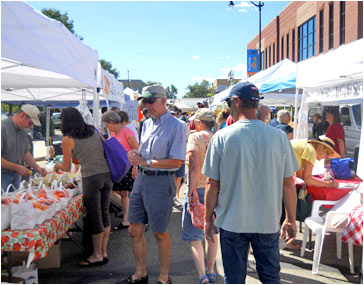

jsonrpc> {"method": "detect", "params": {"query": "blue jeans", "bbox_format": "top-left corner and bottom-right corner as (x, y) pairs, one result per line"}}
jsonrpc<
(220, 228), (280, 284)
(1, 172), (21, 191)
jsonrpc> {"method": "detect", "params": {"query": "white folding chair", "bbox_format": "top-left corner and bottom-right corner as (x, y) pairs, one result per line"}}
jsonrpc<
(300, 191), (359, 274)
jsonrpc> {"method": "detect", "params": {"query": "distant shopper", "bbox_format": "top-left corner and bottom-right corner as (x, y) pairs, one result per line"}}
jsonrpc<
(276, 110), (293, 140)
(325, 107), (346, 157)
(312, 113), (328, 137)
(189, 100), (209, 131)
(1, 104), (47, 190)
(138, 108), (150, 140)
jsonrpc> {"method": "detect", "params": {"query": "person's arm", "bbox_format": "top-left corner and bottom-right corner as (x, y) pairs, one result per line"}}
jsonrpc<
(280, 176), (297, 243)
(302, 159), (338, 188)
(187, 150), (201, 202)
(127, 136), (139, 151)
(204, 177), (220, 242)
(1, 157), (33, 177)
(337, 138), (346, 157)
(54, 137), (74, 172)
(22, 152), (48, 176)
(127, 150), (183, 169)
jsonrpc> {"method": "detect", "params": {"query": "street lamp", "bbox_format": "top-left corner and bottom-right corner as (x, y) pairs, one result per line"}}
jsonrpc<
(228, 1), (264, 71)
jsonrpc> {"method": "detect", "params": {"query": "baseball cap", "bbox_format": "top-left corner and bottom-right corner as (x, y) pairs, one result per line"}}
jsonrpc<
(21, 104), (41, 126)
(138, 84), (166, 100)
(227, 82), (264, 101)
(189, 108), (216, 122)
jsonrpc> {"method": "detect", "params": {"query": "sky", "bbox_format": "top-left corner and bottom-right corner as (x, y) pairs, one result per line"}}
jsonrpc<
(28, 1), (289, 98)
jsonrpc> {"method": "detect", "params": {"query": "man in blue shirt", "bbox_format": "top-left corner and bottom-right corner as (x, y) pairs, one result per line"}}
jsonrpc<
(121, 85), (186, 284)
(202, 82), (299, 284)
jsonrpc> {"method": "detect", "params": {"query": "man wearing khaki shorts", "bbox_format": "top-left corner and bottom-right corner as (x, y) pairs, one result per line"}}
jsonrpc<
(119, 85), (186, 284)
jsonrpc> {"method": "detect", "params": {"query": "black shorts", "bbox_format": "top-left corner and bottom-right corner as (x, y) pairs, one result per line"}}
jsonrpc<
(113, 167), (134, 192)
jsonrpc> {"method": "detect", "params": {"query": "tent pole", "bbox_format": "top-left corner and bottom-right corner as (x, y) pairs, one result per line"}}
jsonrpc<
(93, 88), (100, 129)
(293, 88), (299, 138)
(45, 106), (50, 147)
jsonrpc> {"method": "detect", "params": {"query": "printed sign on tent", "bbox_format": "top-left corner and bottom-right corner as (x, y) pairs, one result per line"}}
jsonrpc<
(101, 69), (125, 104)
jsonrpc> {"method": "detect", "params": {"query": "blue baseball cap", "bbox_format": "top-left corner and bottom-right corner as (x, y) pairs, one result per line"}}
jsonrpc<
(227, 82), (263, 101)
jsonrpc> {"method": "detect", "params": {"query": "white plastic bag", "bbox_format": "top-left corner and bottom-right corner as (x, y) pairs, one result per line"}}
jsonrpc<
(12, 261), (38, 284)
(11, 192), (36, 230)
(76, 100), (94, 125)
(1, 184), (15, 231)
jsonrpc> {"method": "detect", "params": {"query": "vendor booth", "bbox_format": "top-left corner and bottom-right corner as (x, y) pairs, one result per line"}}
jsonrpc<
(295, 39), (363, 179)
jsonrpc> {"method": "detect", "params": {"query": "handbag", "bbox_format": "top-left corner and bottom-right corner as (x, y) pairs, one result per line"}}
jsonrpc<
(296, 184), (312, 222)
(189, 187), (205, 230)
(95, 128), (131, 183)
(330, 158), (355, 179)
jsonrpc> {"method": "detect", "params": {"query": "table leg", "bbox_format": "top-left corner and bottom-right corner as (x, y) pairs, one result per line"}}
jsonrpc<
(6, 251), (13, 283)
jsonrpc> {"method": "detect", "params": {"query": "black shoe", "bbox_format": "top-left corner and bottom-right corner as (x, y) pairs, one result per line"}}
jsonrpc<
(116, 275), (148, 284)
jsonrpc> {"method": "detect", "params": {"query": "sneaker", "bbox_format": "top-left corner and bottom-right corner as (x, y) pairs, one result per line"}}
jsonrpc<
(173, 197), (181, 207)
(247, 258), (256, 273)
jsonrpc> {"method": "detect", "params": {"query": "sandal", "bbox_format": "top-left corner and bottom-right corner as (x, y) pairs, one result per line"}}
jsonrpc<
(116, 275), (148, 284)
(78, 258), (104, 267)
(199, 275), (209, 284)
(113, 222), (129, 230)
(206, 272), (216, 283)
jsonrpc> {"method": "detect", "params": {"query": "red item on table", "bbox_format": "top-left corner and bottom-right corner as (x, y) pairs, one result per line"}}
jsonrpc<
(342, 205), (363, 246)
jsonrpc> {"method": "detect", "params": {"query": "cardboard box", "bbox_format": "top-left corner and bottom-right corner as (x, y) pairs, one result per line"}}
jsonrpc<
(34, 242), (61, 269)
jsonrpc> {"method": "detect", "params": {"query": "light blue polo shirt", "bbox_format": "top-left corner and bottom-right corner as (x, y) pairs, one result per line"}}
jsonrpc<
(202, 119), (299, 234)
(140, 111), (186, 171)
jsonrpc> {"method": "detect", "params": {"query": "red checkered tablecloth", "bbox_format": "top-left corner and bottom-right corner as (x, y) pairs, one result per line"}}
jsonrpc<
(342, 205), (363, 246)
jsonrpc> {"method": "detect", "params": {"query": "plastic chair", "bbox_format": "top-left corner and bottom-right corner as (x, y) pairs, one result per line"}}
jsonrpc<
(300, 191), (359, 274)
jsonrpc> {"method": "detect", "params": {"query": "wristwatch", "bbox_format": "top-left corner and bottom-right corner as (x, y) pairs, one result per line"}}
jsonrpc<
(146, 159), (152, 167)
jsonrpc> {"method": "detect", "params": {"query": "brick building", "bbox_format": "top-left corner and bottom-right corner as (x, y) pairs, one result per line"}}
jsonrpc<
(247, 1), (363, 72)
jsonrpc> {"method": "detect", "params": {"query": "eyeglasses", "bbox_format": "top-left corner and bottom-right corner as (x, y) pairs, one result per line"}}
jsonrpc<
(141, 97), (161, 105)
(226, 97), (238, 108)
(25, 115), (33, 126)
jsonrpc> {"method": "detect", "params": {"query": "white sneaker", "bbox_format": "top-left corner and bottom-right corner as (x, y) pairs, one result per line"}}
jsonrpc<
(247, 258), (256, 273)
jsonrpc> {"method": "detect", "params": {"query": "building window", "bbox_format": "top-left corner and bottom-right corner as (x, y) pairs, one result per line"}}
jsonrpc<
(329, 3), (334, 49)
(269, 46), (271, 67)
(319, 9), (324, 53)
(286, 34), (289, 59)
(298, 16), (316, 61)
(261, 51), (265, 70)
(273, 43), (275, 65)
(292, 29), (295, 62)
(281, 37), (284, 60)
(340, 1), (345, 45)
(265, 48), (267, 69)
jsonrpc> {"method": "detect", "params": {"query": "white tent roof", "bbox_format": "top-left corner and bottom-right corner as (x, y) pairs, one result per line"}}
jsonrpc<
(1, 1), (98, 89)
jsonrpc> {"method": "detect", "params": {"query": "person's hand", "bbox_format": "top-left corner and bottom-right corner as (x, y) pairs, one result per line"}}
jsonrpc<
(328, 180), (339, 188)
(131, 166), (138, 179)
(280, 219), (297, 244)
(53, 164), (60, 172)
(187, 186), (194, 208)
(16, 165), (32, 177)
(127, 150), (141, 166)
(37, 167), (48, 177)
(204, 219), (218, 242)
(258, 104), (271, 122)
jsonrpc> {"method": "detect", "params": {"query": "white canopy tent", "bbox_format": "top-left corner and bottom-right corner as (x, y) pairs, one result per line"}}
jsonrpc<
(212, 59), (300, 106)
(295, 39), (363, 179)
(1, 1), (100, 123)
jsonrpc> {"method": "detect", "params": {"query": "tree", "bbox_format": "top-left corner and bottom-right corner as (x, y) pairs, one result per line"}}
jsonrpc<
(99, 59), (120, 79)
(184, 80), (211, 98)
(166, 84), (178, 99)
(42, 8), (83, 40)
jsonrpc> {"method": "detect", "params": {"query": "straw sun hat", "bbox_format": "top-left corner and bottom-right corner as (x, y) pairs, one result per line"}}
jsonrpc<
(307, 135), (341, 158)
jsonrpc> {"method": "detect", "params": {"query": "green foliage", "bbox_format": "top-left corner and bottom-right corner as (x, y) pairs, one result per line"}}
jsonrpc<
(145, 81), (161, 86)
(231, 79), (241, 85)
(99, 59), (120, 79)
(184, 80), (211, 98)
(1, 103), (20, 114)
(166, 84), (178, 99)
(41, 8), (83, 40)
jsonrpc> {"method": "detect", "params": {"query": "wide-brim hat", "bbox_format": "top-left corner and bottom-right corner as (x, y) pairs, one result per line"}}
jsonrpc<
(307, 135), (341, 158)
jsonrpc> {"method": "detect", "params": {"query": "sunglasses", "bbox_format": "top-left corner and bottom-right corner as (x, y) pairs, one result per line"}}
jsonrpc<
(141, 97), (161, 105)
(226, 97), (238, 108)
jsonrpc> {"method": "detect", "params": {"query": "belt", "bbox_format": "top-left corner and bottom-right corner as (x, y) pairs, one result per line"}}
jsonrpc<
(138, 167), (176, 176)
